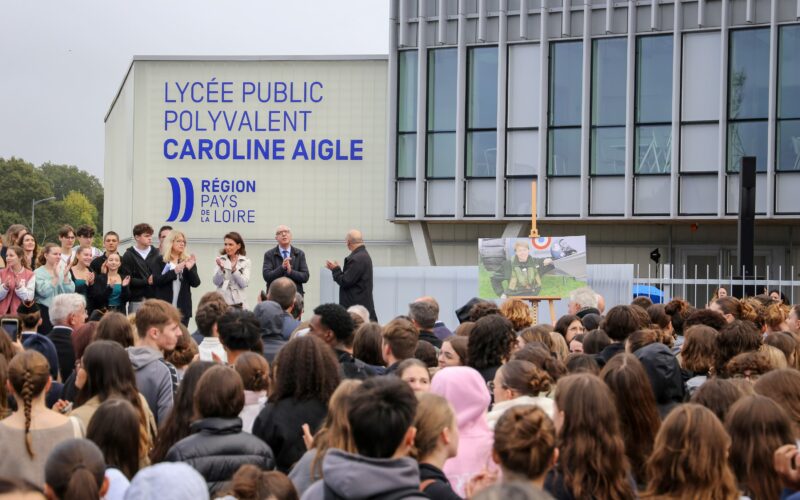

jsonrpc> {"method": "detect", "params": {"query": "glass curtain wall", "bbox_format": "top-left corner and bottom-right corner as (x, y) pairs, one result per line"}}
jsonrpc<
(777, 25), (800, 172)
(727, 28), (769, 173)
(427, 48), (458, 178)
(635, 35), (673, 174)
(466, 47), (498, 177)
(548, 41), (583, 176)
(397, 51), (418, 179)
(590, 37), (627, 175)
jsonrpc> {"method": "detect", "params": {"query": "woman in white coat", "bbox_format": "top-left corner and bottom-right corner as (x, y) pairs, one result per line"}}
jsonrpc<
(212, 232), (251, 309)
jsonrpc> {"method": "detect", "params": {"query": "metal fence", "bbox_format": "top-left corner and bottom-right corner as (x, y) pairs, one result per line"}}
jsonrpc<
(634, 264), (800, 308)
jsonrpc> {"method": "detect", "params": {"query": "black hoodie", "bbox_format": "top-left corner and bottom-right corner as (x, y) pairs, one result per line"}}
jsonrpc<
(121, 245), (161, 302)
(635, 342), (686, 418)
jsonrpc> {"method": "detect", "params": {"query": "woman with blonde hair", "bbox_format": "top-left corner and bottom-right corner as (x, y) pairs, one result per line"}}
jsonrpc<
(500, 299), (534, 332)
(642, 404), (739, 500)
(413, 393), (460, 499)
(150, 230), (200, 325)
(288, 379), (362, 496)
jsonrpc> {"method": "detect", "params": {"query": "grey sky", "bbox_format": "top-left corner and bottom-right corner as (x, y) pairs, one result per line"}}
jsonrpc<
(0, 1), (388, 181)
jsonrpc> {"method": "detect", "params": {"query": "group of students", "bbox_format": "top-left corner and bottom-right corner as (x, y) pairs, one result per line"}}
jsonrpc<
(0, 223), (207, 330)
(3, 222), (800, 499)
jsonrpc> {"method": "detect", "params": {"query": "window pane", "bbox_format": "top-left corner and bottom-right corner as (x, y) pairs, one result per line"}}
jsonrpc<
(728, 28), (770, 120)
(467, 131), (497, 177)
(778, 25), (800, 119)
(466, 179), (496, 215)
(428, 48), (458, 131)
(550, 42), (583, 127)
(680, 123), (719, 172)
(397, 133), (417, 178)
(727, 120), (767, 173)
(592, 38), (627, 126)
(508, 44), (540, 128)
(426, 132), (456, 178)
(591, 127), (626, 175)
(506, 130), (539, 176)
(548, 128), (582, 176)
(468, 47), (498, 129)
(637, 35), (673, 123)
(635, 125), (671, 174)
(682, 32), (721, 121)
(777, 120), (800, 172)
(506, 178), (534, 215)
(426, 179), (455, 216)
(398, 51), (418, 132)
(396, 180), (416, 216)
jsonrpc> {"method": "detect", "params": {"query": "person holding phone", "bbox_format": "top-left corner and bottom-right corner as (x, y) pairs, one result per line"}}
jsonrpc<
(151, 230), (200, 326)
(34, 243), (75, 333)
(0, 245), (34, 315)
(90, 252), (131, 314)
(212, 232), (251, 309)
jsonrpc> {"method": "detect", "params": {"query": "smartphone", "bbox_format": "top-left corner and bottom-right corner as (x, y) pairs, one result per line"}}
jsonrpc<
(1, 318), (19, 342)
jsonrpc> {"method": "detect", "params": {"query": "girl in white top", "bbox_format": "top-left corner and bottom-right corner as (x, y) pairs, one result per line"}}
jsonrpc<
(486, 360), (555, 429)
(234, 352), (269, 433)
(212, 232), (251, 309)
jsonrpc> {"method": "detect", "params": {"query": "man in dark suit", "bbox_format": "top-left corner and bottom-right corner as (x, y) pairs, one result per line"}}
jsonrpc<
(46, 293), (87, 382)
(262, 225), (310, 296)
(326, 229), (377, 321)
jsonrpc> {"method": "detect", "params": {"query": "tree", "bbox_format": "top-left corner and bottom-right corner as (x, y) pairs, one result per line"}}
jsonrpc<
(59, 191), (98, 231)
(40, 163), (104, 225)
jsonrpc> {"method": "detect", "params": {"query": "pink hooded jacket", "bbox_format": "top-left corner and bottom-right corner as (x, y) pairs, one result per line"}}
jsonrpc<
(431, 366), (499, 497)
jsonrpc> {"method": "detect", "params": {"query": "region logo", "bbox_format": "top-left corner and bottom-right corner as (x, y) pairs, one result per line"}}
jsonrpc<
(166, 177), (195, 222)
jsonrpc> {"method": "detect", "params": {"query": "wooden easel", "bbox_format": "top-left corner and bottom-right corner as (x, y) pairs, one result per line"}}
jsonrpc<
(515, 181), (560, 325)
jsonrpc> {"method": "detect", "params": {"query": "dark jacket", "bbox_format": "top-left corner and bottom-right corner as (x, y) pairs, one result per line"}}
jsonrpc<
(419, 330), (442, 349)
(150, 259), (201, 323)
(331, 245), (376, 321)
(594, 342), (626, 368)
(121, 246), (161, 302)
(262, 246), (310, 295)
(165, 417), (275, 494)
(252, 397), (327, 473)
(302, 449), (428, 500)
(635, 342), (685, 418)
(335, 349), (376, 380)
(419, 463), (461, 500)
(88, 274), (131, 313)
(433, 322), (453, 341)
(89, 254), (107, 275)
(46, 326), (75, 382)
(545, 467), (576, 500)
(253, 300), (288, 363)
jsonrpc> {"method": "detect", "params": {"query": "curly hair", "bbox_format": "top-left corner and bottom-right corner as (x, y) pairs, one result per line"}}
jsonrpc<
(467, 314), (516, 370)
(217, 309), (263, 353)
(723, 351), (773, 379)
(314, 303), (355, 344)
(195, 300), (230, 337)
(554, 374), (635, 500)
(271, 335), (341, 404)
(714, 296), (758, 323)
(499, 299), (534, 332)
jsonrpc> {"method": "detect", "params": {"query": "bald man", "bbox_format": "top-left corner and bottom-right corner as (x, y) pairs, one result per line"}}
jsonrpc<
(262, 225), (310, 295)
(326, 229), (377, 321)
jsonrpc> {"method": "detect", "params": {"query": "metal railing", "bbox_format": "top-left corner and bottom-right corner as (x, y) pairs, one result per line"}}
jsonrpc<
(633, 264), (799, 308)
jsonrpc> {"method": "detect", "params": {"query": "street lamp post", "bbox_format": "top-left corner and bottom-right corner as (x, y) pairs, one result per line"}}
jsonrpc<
(31, 197), (56, 235)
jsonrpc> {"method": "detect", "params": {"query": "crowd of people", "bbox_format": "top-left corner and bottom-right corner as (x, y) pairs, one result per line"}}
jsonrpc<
(3, 221), (800, 499)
